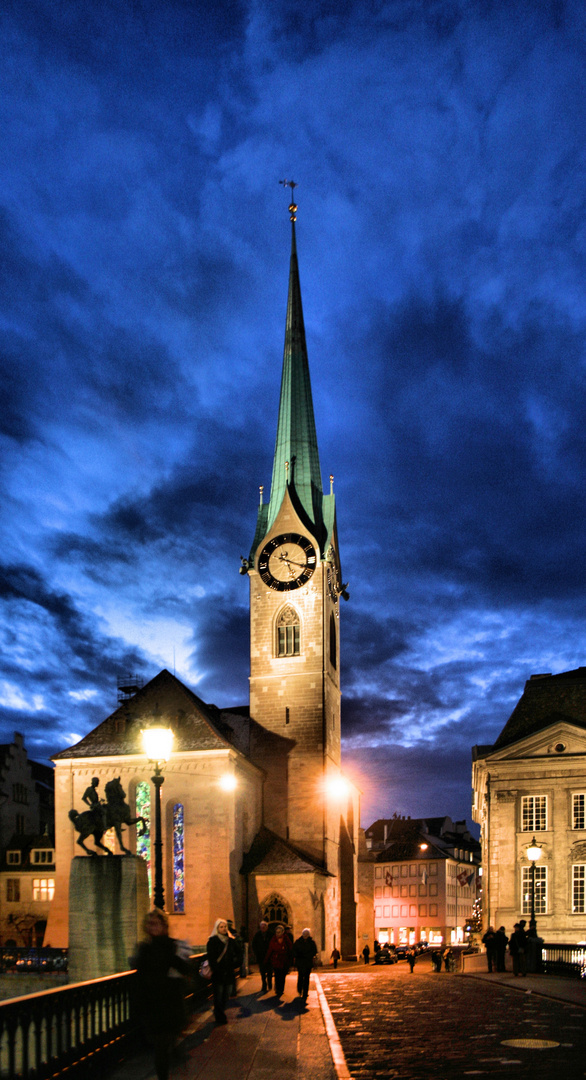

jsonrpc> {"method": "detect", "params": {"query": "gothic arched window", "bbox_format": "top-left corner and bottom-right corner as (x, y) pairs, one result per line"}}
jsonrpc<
(135, 781), (151, 895)
(260, 892), (292, 932)
(276, 606), (300, 657)
(173, 803), (185, 913)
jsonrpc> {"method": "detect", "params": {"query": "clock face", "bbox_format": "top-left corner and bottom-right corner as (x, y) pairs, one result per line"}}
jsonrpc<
(258, 533), (317, 591)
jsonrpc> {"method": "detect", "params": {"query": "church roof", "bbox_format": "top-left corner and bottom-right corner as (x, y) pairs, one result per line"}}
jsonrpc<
(249, 216), (336, 560)
(488, 667), (586, 752)
(240, 825), (330, 877)
(52, 669), (237, 760)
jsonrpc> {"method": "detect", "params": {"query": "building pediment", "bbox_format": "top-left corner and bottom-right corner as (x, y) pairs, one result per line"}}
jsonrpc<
(483, 715), (586, 761)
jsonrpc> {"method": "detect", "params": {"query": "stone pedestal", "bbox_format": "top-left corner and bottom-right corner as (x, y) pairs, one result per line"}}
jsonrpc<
(68, 856), (149, 983)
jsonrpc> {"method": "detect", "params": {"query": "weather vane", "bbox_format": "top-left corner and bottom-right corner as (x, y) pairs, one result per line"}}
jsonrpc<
(279, 178), (298, 221)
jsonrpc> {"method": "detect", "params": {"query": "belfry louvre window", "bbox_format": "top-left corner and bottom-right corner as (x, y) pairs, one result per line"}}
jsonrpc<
(521, 795), (547, 831)
(573, 865), (586, 913)
(276, 606), (300, 657)
(573, 794), (586, 830)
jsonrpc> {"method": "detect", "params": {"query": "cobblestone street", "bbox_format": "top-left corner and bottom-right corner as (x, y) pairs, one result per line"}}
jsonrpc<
(320, 963), (586, 1079)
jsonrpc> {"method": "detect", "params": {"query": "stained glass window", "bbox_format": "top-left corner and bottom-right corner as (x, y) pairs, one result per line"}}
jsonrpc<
(173, 803), (184, 913)
(135, 781), (151, 895)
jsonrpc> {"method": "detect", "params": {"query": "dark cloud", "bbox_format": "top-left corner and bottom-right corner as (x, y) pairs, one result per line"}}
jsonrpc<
(1, 0), (585, 829)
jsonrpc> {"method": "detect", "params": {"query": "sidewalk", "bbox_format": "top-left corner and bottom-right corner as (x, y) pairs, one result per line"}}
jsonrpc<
(108, 971), (339, 1080)
(463, 967), (586, 1007)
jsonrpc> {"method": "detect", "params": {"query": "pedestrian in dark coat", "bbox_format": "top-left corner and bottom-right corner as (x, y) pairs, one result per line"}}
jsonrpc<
(252, 920), (273, 991)
(265, 924), (293, 997)
(293, 928), (317, 1001)
(509, 923), (527, 976)
(407, 948), (416, 972)
(494, 926), (508, 972)
(482, 926), (496, 972)
(134, 908), (192, 1080)
(362, 944), (370, 964)
(207, 918), (237, 1024)
(330, 947), (341, 969)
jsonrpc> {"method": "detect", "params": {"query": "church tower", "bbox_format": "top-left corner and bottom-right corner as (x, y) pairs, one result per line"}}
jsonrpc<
(242, 190), (346, 871)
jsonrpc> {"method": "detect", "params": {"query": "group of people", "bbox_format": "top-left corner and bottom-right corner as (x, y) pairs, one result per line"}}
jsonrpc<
(482, 919), (541, 975)
(251, 920), (318, 1004)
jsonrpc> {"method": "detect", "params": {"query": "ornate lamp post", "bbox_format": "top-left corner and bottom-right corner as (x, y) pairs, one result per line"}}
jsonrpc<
(141, 725), (174, 910)
(526, 837), (542, 933)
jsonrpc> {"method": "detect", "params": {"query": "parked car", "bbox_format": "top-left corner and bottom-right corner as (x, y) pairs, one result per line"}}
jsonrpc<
(374, 947), (398, 965)
(394, 945), (409, 960)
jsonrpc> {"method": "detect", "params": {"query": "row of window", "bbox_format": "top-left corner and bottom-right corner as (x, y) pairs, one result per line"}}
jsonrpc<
(6, 849), (54, 866)
(6, 879), (54, 902)
(375, 904), (440, 918)
(520, 864), (586, 915)
(375, 883), (439, 898)
(375, 863), (439, 879)
(522, 793), (586, 831)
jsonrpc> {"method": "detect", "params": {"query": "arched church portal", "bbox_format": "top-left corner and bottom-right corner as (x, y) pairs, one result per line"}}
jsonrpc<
(260, 892), (293, 934)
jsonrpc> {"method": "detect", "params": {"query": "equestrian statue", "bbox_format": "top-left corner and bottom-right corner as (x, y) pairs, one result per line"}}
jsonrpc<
(69, 777), (147, 855)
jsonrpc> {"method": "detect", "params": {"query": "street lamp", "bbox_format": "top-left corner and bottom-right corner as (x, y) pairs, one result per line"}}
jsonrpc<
(526, 837), (542, 933)
(141, 725), (174, 910)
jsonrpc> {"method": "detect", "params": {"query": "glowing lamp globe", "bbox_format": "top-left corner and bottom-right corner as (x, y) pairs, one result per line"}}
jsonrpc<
(526, 838), (542, 863)
(326, 775), (351, 800)
(141, 726), (174, 763)
(219, 773), (237, 792)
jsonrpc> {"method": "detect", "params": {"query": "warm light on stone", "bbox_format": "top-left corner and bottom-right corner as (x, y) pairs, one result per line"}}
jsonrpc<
(219, 773), (237, 792)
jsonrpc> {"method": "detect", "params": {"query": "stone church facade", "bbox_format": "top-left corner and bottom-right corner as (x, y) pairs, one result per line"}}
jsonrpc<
(45, 205), (362, 958)
(473, 666), (586, 943)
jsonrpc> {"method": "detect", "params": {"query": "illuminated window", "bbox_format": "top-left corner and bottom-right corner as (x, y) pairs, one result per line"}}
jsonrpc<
(573, 794), (586, 830)
(6, 879), (19, 902)
(276, 606), (300, 657)
(135, 781), (151, 895)
(522, 866), (547, 915)
(33, 878), (55, 901)
(392, 905), (399, 917)
(522, 795), (547, 831)
(375, 886), (382, 898)
(573, 865), (586, 913)
(173, 804), (184, 913)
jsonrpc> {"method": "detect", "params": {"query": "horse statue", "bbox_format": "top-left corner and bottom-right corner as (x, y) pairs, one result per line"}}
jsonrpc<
(69, 777), (147, 855)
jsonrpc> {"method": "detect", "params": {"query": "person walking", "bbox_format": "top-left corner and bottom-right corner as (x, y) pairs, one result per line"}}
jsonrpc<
(330, 946), (341, 969)
(207, 918), (237, 1024)
(134, 908), (192, 1080)
(362, 944), (370, 964)
(482, 926), (496, 972)
(293, 928), (317, 1002)
(252, 920), (273, 992)
(407, 947), (416, 973)
(494, 926), (509, 972)
(265, 924), (293, 997)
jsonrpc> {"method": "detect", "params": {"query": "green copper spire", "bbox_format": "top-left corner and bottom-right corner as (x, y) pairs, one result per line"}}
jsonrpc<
(247, 191), (336, 565)
(266, 213), (323, 531)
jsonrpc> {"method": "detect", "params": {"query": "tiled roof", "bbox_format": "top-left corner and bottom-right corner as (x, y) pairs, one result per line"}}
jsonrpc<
(52, 669), (236, 760)
(240, 826), (330, 876)
(491, 667), (586, 750)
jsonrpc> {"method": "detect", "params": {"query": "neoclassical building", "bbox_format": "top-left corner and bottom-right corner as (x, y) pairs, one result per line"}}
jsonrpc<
(45, 203), (362, 958)
(473, 666), (586, 942)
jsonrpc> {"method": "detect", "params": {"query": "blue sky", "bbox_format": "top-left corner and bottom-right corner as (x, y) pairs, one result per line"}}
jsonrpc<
(1, 0), (585, 829)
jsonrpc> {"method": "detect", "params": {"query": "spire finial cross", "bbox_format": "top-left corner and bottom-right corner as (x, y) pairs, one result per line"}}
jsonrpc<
(279, 179), (298, 221)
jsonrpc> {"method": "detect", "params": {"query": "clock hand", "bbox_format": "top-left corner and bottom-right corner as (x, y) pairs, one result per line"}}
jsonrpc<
(277, 554), (307, 569)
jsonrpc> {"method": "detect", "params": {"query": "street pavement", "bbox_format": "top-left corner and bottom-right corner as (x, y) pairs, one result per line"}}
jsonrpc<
(108, 957), (586, 1080)
(320, 955), (586, 1079)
